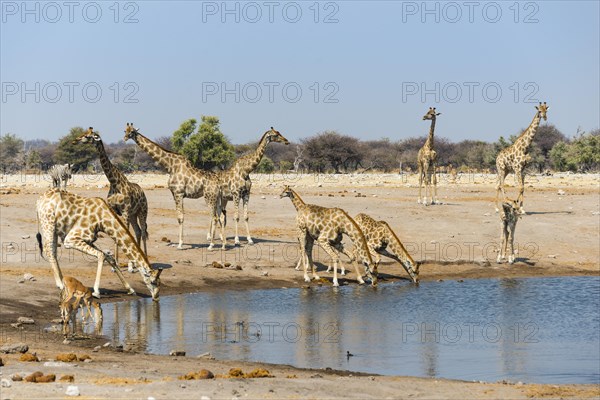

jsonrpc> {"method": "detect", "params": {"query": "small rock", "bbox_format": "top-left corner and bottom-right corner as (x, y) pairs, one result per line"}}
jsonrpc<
(17, 317), (35, 324)
(261, 196), (266, 199)
(262, 271), (269, 277)
(65, 385), (80, 396)
(44, 361), (74, 367)
(557, 190), (566, 195)
(19, 353), (39, 362)
(22, 234), (30, 239)
(92, 346), (101, 352)
(59, 375), (75, 383)
(17, 278), (25, 283)
(169, 350), (186, 357)
(24, 273), (35, 280)
(0, 343), (28, 354)
(11, 322), (23, 329)
(200, 396), (211, 400)
(103, 342), (111, 347)
(55, 353), (78, 362)
(1, 378), (12, 387)
(548, 254), (558, 258)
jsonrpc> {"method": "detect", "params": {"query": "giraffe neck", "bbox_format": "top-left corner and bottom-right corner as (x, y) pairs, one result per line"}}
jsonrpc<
(95, 140), (124, 188)
(341, 212), (373, 265)
(288, 189), (306, 211)
(425, 118), (436, 148)
(384, 222), (415, 265)
(515, 112), (542, 150)
(239, 133), (269, 176)
(132, 132), (181, 173)
(101, 205), (151, 271)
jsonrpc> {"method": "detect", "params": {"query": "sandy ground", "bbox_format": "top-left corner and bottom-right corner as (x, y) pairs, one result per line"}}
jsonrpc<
(1, 171), (599, 399)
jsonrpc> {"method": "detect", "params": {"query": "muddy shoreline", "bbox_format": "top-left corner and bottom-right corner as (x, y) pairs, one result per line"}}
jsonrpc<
(1, 173), (599, 398)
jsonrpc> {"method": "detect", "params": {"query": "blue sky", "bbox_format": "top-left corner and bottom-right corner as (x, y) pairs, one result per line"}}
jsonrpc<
(1, 1), (599, 144)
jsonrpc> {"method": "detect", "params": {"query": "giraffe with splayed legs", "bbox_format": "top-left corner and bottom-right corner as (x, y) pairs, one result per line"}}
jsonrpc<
(73, 127), (149, 271)
(36, 188), (163, 300)
(280, 186), (376, 287)
(495, 102), (549, 214)
(417, 107), (441, 205)
(207, 127), (289, 246)
(123, 123), (225, 250)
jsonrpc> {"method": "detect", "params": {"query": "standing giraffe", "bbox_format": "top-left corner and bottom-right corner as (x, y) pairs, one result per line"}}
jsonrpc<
(417, 107), (441, 205)
(280, 185), (377, 287)
(206, 127), (289, 246)
(36, 188), (162, 300)
(73, 127), (149, 271)
(496, 199), (521, 264)
(123, 123), (224, 250)
(495, 102), (549, 214)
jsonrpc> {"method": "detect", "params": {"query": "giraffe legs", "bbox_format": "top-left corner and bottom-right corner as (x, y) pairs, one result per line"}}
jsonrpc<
(417, 164), (424, 204)
(172, 192), (185, 249)
(497, 224), (508, 263)
(39, 220), (64, 290)
(242, 194), (253, 245)
(431, 163), (438, 204)
(495, 168), (509, 213)
(300, 232), (319, 282)
(129, 216), (143, 272)
(317, 238), (340, 286)
(63, 233), (135, 298)
(232, 195), (241, 246)
(516, 169), (526, 214)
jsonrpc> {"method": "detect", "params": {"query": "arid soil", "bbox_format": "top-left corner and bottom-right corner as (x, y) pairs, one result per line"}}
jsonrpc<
(1, 172), (599, 399)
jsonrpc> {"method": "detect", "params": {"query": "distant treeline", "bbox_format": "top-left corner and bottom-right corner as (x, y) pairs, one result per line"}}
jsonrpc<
(1, 116), (598, 174)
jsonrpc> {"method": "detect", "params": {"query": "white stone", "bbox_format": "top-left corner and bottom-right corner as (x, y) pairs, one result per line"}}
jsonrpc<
(65, 385), (80, 396)
(1, 378), (12, 387)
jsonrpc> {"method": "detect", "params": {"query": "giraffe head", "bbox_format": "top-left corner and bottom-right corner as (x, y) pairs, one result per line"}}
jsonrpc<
(279, 185), (294, 199)
(265, 127), (290, 145)
(123, 122), (139, 142)
(72, 127), (101, 145)
(501, 199), (521, 224)
(535, 102), (549, 121)
(422, 107), (441, 120)
(140, 266), (163, 301)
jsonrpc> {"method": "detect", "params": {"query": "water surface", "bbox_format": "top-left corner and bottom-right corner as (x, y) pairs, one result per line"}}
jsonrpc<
(99, 277), (600, 384)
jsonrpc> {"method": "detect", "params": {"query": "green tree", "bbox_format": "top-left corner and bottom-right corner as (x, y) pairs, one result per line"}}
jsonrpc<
(256, 156), (275, 173)
(53, 127), (98, 171)
(171, 116), (235, 170)
(568, 130), (600, 171)
(549, 141), (575, 171)
(0, 133), (24, 172)
(27, 150), (42, 169)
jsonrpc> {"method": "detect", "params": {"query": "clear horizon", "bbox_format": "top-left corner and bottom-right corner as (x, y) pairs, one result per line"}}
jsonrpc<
(2, 1), (599, 144)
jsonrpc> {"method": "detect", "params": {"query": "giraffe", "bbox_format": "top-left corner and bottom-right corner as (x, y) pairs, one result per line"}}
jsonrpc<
(123, 123), (225, 250)
(417, 107), (441, 205)
(60, 276), (102, 326)
(280, 185), (377, 287)
(495, 102), (549, 214)
(73, 127), (149, 271)
(36, 188), (163, 300)
(352, 213), (420, 284)
(496, 199), (521, 264)
(206, 127), (289, 246)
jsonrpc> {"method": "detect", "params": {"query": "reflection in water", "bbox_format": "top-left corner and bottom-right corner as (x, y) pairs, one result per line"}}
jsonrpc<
(97, 277), (600, 384)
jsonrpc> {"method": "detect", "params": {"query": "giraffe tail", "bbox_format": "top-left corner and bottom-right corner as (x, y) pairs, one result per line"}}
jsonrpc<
(36, 232), (46, 261)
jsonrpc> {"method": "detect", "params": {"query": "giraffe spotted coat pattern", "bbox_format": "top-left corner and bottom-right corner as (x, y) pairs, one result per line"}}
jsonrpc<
(495, 102), (549, 214)
(73, 127), (149, 269)
(36, 188), (162, 300)
(280, 185), (377, 287)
